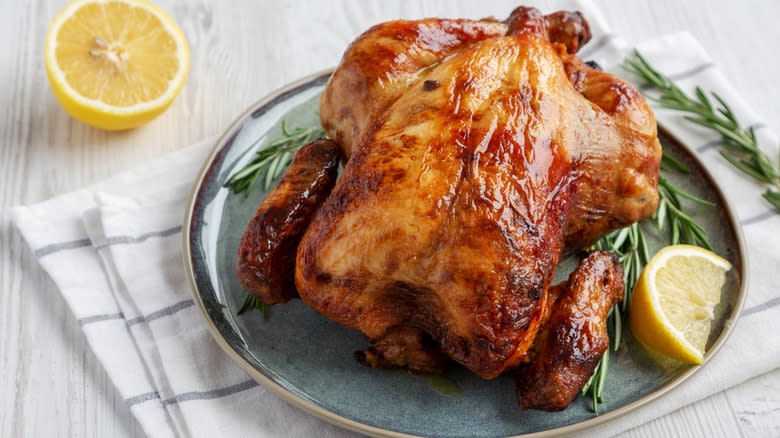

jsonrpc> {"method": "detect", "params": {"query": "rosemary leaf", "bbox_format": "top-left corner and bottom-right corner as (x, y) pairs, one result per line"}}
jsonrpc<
(694, 87), (712, 111)
(281, 119), (293, 136)
(611, 306), (622, 351)
(582, 368), (596, 396)
(611, 227), (631, 250)
(274, 151), (293, 180)
(690, 223), (713, 251)
(718, 137), (753, 155)
(264, 153), (284, 191)
(719, 151), (774, 183)
(661, 153), (690, 173)
(660, 178), (716, 206)
(638, 225), (651, 266)
(596, 348), (609, 401)
(755, 153), (780, 180)
(712, 92), (738, 125)
(764, 189), (780, 210)
(654, 197), (667, 229)
(684, 114), (743, 135)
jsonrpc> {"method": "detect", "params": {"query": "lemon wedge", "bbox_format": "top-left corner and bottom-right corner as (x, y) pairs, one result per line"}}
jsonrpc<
(44, 0), (189, 130)
(630, 244), (731, 364)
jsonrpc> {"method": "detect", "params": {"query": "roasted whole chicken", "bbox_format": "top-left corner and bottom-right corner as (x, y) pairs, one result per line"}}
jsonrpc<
(237, 6), (661, 411)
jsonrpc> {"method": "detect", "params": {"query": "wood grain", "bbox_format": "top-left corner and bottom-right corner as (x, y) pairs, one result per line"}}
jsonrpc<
(1, 1), (778, 437)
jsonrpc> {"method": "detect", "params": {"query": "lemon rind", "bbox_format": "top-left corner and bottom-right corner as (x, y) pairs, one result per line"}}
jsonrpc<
(45, 0), (190, 116)
(643, 244), (731, 361)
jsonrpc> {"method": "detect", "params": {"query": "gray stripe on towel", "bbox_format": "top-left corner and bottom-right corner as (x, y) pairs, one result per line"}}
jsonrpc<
(34, 238), (92, 258)
(126, 391), (161, 406)
(668, 62), (714, 81)
(742, 210), (777, 226)
(94, 225), (183, 251)
(639, 63), (715, 92)
(162, 380), (259, 406)
(743, 296), (780, 317)
(77, 299), (195, 329)
(127, 299), (195, 327)
(696, 139), (722, 153)
(33, 224), (182, 258)
(78, 312), (125, 326)
(579, 33), (615, 59)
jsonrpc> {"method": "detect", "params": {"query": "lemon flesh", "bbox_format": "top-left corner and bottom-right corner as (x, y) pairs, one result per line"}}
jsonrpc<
(630, 245), (731, 364)
(45, 0), (189, 130)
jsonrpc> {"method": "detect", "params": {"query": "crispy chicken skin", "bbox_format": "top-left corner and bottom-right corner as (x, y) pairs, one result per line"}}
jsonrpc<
(356, 326), (447, 374)
(298, 5), (658, 379)
(516, 251), (624, 411)
(320, 9), (596, 160)
(239, 5), (661, 411)
(237, 139), (341, 304)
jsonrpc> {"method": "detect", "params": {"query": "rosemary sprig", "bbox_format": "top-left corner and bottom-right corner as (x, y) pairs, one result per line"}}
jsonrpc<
(624, 50), (780, 210)
(581, 154), (713, 412)
(224, 120), (325, 194)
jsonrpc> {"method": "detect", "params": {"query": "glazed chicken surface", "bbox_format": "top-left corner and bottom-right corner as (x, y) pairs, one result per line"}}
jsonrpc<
(237, 6), (661, 411)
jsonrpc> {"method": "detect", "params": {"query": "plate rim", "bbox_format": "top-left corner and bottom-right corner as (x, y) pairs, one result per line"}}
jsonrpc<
(182, 69), (750, 438)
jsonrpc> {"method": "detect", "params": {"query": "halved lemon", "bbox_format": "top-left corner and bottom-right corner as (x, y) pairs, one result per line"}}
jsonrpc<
(45, 0), (189, 130)
(630, 245), (731, 364)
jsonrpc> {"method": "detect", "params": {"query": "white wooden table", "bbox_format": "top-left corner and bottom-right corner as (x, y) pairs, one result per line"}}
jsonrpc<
(2, 1), (779, 436)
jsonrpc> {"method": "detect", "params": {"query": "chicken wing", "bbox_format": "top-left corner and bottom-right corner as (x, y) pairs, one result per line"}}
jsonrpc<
(237, 139), (341, 304)
(516, 251), (624, 411)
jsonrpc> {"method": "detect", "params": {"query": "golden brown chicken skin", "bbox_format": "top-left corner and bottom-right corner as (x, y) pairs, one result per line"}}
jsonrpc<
(298, 5), (659, 380)
(237, 139), (341, 304)
(516, 251), (624, 411)
(239, 5), (661, 411)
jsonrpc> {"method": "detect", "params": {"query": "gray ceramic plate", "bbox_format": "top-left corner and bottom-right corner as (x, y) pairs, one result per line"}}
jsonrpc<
(183, 70), (748, 438)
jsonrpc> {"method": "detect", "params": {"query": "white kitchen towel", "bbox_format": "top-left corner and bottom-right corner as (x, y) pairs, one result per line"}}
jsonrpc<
(12, 5), (780, 438)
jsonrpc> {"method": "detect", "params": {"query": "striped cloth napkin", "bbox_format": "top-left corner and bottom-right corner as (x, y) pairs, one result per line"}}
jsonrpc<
(12, 3), (780, 437)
